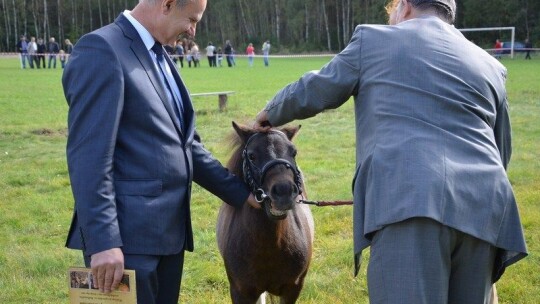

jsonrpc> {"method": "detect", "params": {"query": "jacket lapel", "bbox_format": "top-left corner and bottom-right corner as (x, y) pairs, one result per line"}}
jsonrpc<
(115, 14), (185, 138)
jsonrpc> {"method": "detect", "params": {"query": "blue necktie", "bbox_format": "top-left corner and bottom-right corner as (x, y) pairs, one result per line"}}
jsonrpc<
(152, 42), (185, 131)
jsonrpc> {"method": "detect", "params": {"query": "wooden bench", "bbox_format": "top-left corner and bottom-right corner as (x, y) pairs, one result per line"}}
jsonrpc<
(190, 91), (235, 111)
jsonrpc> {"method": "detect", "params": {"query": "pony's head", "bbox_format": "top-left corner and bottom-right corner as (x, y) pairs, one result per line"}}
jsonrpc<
(230, 121), (302, 220)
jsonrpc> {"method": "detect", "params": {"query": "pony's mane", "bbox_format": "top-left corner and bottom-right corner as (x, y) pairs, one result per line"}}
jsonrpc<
(225, 124), (290, 179)
(226, 129), (248, 177)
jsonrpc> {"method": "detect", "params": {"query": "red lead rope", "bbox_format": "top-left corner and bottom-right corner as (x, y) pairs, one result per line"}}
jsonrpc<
(299, 199), (353, 206)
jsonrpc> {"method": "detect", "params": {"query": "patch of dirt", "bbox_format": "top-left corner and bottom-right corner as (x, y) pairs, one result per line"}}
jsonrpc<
(30, 128), (68, 136)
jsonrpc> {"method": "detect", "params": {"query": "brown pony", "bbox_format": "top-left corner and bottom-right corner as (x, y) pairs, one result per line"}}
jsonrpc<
(217, 122), (314, 304)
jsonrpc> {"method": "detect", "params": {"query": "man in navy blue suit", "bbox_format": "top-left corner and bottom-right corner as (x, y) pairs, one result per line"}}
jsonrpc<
(62, 1), (258, 303)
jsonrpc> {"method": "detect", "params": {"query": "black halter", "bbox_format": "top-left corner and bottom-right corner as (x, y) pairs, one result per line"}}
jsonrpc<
(241, 131), (303, 203)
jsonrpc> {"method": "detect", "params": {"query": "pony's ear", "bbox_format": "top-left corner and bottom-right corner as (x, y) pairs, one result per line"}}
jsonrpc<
(232, 121), (255, 143)
(280, 125), (301, 141)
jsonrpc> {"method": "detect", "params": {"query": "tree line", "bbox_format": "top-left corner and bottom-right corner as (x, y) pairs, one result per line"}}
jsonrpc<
(1, 0), (538, 54)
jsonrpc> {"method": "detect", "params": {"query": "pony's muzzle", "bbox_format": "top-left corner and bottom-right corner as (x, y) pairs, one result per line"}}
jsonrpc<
(269, 181), (299, 209)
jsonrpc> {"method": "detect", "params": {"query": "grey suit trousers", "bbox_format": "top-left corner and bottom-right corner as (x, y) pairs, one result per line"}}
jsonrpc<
(367, 217), (496, 304)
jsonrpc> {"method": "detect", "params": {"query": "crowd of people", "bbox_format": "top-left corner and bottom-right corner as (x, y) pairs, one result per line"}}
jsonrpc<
(162, 38), (271, 69)
(16, 35), (74, 69)
(17, 32), (535, 71)
(17, 33), (273, 70)
(21, 35), (534, 72)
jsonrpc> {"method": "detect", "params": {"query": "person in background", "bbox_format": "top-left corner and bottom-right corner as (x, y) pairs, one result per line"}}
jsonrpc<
(16, 35), (31, 69)
(191, 42), (200, 67)
(170, 41), (179, 66)
(224, 40), (233, 67)
(246, 42), (255, 67)
(62, 0), (258, 303)
(27, 36), (38, 69)
(64, 39), (74, 63)
(216, 47), (223, 67)
(524, 38), (533, 60)
(230, 47), (236, 66)
(59, 49), (67, 68)
(262, 40), (270, 67)
(253, 0), (527, 303)
(36, 38), (47, 69)
(494, 38), (503, 59)
(206, 42), (216, 67)
(47, 37), (60, 68)
(175, 39), (185, 68)
(186, 47), (193, 68)
(164, 43), (174, 57)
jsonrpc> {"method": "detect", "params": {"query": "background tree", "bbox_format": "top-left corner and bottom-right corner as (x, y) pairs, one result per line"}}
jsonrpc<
(0, 0), (538, 53)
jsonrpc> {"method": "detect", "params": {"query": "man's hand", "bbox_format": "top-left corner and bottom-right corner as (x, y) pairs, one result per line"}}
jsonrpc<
(246, 193), (262, 209)
(253, 110), (272, 132)
(90, 248), (124, 293)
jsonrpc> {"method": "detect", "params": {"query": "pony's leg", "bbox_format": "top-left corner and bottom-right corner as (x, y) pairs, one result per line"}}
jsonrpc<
(277, 268), (309, 304)
(489, 284), (499, 304)
(230, 287), (263, 304)
(256, 292), (266, 304)
(277, 285), (303, 304)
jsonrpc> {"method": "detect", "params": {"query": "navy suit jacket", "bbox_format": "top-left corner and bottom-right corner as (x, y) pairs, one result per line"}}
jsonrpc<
(63, 14), (250, 256)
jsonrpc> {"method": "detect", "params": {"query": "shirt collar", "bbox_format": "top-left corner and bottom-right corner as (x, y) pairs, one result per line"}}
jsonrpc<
(122, 10), (156, 51)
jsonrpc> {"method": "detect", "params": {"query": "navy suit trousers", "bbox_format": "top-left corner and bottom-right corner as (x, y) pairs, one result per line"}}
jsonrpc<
(85, 251), (185, 304)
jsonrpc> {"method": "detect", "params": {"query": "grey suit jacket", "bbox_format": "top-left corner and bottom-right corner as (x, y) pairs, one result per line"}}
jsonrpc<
(265, 16), (527, 281)
(63, 14), (250, 257)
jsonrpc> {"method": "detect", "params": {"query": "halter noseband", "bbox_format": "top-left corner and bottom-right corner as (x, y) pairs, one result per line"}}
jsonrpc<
(241, 131), (303, 203)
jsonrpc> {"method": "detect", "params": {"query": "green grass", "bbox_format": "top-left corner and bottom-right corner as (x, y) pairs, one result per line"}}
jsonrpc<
(0, 55), (538, 303)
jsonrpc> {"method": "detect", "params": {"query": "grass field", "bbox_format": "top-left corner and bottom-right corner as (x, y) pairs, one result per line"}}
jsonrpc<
(0, 55), (538, 303)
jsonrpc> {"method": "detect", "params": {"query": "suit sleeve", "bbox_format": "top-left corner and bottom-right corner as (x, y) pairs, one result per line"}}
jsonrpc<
(265, 27), (362, 126)
(494, 96), (512, 169)
(191, 131), (250, 208)
(63, 33), (124, 256)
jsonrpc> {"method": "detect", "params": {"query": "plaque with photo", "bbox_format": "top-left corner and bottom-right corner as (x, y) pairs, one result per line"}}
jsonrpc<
(68, 267), (136, 304)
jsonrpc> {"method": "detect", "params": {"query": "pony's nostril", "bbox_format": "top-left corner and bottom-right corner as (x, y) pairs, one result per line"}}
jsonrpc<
(292, 183), (299, 195)
(271, 182), (293, 198)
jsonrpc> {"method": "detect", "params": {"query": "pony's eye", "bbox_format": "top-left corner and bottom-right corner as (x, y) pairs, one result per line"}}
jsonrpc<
(291, 148), (298, 158)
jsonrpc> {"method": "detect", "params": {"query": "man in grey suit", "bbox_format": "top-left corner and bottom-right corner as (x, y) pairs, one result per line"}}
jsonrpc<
(62, 0), (258, 303)
(254, 0), (527, 302)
